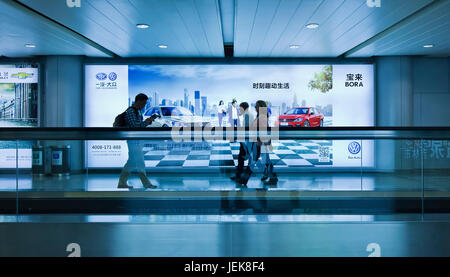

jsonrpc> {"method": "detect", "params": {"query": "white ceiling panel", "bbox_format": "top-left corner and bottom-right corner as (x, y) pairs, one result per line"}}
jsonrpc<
(0, 0), (111, 57)
(219, 0), (235, 44)
(18, 0), (225, 58)
(3, 0), (449, 58)
(234, 0), (435, 57)
(347, 0), (450, 57)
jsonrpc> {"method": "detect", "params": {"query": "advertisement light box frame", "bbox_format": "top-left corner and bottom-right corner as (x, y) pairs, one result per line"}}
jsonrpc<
(83, 58), (377, 171)
(0, 60), (41, 170)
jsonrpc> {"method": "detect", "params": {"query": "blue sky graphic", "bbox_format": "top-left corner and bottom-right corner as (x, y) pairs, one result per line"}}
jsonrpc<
(128, 64), (332, 109)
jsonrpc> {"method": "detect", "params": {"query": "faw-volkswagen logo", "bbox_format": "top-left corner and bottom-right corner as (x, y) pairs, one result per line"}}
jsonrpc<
(348, 141), (361, 154)
(96, 73), (107, 81)
(109, 72), (117, 81)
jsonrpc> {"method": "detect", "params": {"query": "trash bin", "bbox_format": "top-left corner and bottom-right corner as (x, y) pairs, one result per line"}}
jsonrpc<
(32, 145), (45, 175)
(51, 145), (71, 176)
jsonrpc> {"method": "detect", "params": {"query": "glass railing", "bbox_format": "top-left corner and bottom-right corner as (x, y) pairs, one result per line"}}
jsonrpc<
(0, 127), (449, 215)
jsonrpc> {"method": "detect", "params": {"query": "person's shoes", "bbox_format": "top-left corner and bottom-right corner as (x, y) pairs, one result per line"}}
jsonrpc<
(235, 182), (247, 189)
(117, 181), (133, 189)
(263, 174), (278, 186)
(230, 174), (241, 181)
(143, 182), (157, 189)
(236, 183), (247, 189)
(261, 175), (269, 181)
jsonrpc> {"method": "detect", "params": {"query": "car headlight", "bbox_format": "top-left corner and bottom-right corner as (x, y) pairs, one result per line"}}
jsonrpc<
(172, 121), (186, 127)
(294, 118), (304, 122)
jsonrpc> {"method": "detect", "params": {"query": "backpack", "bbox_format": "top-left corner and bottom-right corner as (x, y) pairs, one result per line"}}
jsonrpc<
(113, 107), (139, 127)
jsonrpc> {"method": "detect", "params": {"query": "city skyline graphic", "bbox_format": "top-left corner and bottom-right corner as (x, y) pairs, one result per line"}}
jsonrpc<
(128, 64), (334, 121)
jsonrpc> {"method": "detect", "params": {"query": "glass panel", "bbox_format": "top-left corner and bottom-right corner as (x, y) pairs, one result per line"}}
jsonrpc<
(11, 136), (377, 215)
(0, 140), (18, 214)
(361, 139), (422, 216)
(12, 134), (447, 218)
(18, 140), (87, 213)
(269, 138), (361, 191)
(86, 139), (228, 191)
(424, 139), (450, 215)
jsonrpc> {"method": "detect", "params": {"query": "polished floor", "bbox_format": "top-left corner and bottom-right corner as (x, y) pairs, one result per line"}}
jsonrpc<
(1, 219), (450, 257)
(2, 213), (450, 223)
(0, 171), (449, 192)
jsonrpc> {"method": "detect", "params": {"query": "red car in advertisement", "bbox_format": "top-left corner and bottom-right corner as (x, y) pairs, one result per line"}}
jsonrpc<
(276, 107), (324, 127)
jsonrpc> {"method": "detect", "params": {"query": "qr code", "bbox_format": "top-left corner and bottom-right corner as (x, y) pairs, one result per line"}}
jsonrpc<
(319, 146), (330, 163)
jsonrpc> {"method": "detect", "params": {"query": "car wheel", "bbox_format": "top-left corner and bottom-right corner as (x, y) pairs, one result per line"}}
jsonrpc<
(320, 120), (323, 127)
(304, 120), (310, 127)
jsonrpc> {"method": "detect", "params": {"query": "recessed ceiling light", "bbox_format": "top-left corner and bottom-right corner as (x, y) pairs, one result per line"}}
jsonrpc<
(25, 44), (36, 48)
(158, 44), (168, 49)
(136, 24), (150, 29)
(423, 44), (434, 48)
(306, 23), (319, 29)
(289, 45), (300, 49)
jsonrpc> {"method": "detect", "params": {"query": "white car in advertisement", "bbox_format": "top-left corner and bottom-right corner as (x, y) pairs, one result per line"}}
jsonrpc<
(143, 106), (208, 127)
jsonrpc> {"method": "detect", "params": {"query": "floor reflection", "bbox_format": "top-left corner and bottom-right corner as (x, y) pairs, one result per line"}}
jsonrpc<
(0, 171), (447, 192)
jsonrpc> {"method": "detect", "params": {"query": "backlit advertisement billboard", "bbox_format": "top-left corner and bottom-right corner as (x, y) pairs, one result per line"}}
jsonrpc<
(0, 65), (39, 169)
(85, 64), (374, 169)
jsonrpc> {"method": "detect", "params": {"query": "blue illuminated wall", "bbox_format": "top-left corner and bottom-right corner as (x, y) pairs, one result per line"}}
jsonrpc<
(376, 56), (450, 127)
(42, 55), (84, 171)
(376, 56), (450, 172)
(2, 55), (448, 173)
(413, 58), (450, 126)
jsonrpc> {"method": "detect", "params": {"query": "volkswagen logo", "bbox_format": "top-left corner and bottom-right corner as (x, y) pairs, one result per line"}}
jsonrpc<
(109, 72), (117, 81)
(348, 141), (361, 154)
(96, 73), (107, 81)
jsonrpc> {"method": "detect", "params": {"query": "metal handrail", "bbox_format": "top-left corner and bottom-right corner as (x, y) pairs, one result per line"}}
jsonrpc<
(0, 127), (449, 140)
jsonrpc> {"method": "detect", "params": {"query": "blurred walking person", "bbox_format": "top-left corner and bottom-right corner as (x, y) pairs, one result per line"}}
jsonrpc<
(230, 102), (254, 182)
(116, 93), (158, 189)
(238, 100), (278, 185)
(254, 101), (277, 184)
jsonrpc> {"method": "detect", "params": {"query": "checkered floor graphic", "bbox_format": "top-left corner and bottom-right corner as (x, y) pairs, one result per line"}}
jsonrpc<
(143, 140), (333, 168)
